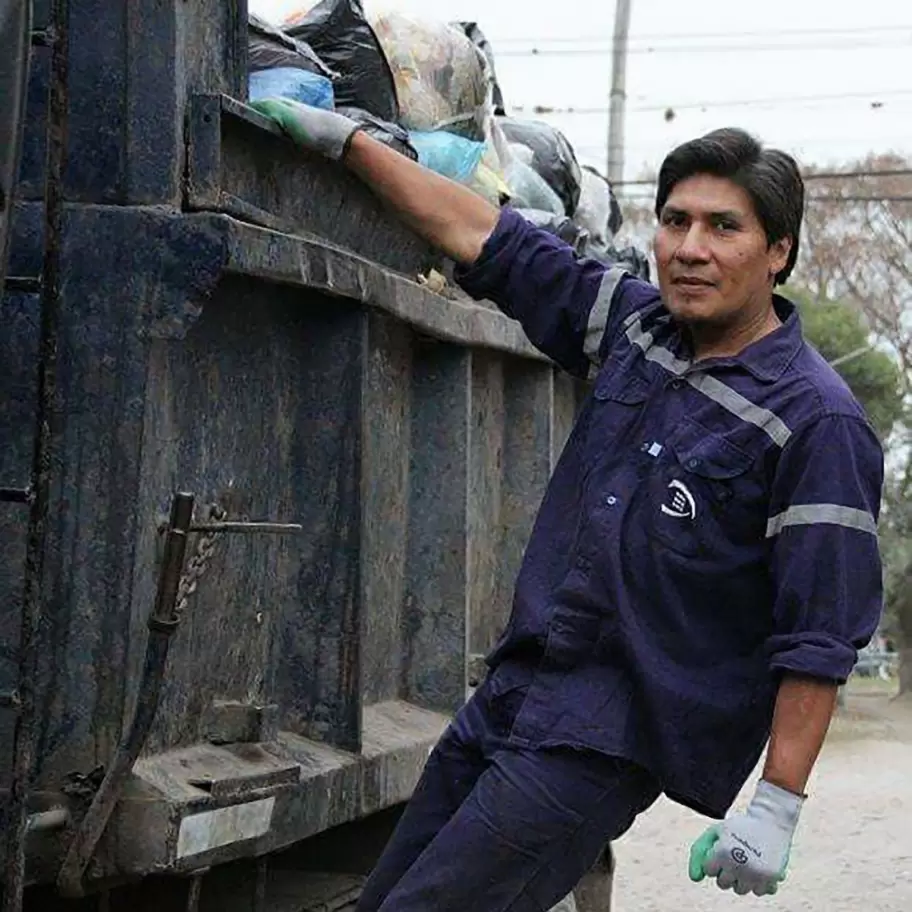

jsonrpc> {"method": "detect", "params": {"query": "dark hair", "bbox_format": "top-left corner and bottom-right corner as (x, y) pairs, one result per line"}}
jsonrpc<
(654, 128), (804, 285)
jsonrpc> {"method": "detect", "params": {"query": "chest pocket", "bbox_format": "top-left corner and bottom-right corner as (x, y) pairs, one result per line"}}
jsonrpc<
(639, 417), (765, 558)
(584, 366), (652, 468)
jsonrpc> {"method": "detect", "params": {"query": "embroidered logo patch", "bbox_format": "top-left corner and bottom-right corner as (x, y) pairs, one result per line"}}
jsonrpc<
(661, 479), (697, 520)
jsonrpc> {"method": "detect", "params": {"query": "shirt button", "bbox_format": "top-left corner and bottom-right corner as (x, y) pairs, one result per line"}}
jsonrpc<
(671, 380), (683, 390)
(686, 458), (701, 470)
(605, 495), (618, 506)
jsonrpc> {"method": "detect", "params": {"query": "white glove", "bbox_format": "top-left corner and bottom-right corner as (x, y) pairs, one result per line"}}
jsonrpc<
(689, 780), (803, 897)
(249, 97), (360, 161)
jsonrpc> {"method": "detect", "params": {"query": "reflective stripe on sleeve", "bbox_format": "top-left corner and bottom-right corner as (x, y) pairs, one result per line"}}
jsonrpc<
(584, 267), (628, 363)
(766, 503), (878, 538)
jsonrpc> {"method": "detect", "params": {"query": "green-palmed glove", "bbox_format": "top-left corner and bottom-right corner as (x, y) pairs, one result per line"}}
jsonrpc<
(689, 780), (803, 897)
(249, 97), (360, 161)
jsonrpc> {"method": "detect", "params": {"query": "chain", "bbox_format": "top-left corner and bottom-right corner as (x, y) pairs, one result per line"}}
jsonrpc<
(174, 504), (227, 618)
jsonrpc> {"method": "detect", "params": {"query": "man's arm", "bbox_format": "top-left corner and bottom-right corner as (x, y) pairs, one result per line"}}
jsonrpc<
(761, 412), (883, 795)
(345, 132), (499, 266)
(763, 675), (837, 796)
(690, 412), (884, 898)
(248, 97), (661, 376)
(250, 97), (498, 264)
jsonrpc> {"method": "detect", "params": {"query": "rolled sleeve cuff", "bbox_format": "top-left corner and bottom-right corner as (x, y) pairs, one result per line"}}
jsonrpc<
(766, 632), (858, 684)
(453, 207), (528, 312)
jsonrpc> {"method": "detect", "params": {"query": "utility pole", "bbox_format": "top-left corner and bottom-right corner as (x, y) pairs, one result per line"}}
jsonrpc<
(607, 0), (632, 187)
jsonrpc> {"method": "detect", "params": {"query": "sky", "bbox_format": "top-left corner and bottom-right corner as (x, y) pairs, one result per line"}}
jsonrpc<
(252, 0), (912, 187)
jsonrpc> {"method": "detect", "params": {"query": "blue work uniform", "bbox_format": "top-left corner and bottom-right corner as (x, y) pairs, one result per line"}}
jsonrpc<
(356, 208), (884, 912)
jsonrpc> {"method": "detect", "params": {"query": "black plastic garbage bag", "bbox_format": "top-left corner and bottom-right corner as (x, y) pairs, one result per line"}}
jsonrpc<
(576, 165), (624, 246)
(517, 208), (589, 253)
(455, 21), (506, 115)
(498, 117), (582, 218)
(248, 13), (334, 77)
(586, 242), (651, 282)
(336, 107), (418, 161)
(283, 0), (399, 123)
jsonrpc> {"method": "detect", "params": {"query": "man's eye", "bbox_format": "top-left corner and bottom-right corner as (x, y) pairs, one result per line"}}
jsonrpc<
(662, 212), (686, 227)
(715, 219), (739, 232)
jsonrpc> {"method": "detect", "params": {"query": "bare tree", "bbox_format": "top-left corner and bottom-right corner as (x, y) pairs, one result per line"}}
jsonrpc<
(790, 155), (912, 693)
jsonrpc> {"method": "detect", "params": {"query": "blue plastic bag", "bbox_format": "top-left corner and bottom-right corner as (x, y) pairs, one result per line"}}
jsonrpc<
(248, 68), (335, 110)
(409, 131), (485, 184)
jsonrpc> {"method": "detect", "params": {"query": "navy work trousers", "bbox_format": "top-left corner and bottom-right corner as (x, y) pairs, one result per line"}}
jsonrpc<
(356, 672), (661, 912)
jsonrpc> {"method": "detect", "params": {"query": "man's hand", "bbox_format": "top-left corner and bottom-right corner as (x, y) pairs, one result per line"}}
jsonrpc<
(249, 97), (360, 161)
(689, 780), (803, 897)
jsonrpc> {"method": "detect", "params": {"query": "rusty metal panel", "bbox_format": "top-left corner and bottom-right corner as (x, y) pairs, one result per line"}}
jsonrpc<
(360, 313), (412, 708)
(402, 342), (472, 715)
(0, 198), (584, 889)
(186, 96), (444, 281)
(0, 0), (31, 289)
(468, 352), (506, 659)
(0, 0), (602, 888)
(18, 0), (245, 205)
(133, 275), (367, 755)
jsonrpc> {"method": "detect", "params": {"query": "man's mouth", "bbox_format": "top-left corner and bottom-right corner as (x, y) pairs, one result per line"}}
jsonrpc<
(672, 277), (716, 287)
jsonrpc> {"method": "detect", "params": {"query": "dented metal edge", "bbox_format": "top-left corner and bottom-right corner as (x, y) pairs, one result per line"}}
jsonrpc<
(203, 214), (550, 362)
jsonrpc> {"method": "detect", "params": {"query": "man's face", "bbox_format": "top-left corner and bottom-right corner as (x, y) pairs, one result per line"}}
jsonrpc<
(653, 174), (791, 328)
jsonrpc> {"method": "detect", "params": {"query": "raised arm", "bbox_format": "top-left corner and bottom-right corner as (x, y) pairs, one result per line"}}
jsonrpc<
(250, 98), (659, 376)
(344, 131), (499, 265)
(251, 97), (497, 264)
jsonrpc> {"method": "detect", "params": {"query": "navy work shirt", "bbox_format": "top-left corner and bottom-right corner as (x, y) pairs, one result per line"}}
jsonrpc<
(455, 208), (884, 818)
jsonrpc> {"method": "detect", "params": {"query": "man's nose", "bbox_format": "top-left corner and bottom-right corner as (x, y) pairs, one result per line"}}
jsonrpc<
(675, 224), (711, 263)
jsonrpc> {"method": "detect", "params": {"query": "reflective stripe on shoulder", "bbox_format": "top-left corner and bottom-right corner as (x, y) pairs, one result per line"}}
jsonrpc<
(687, 374), (792, 448)
(626, 318), (690, 375)
(766, 504), (878, 538)
(625, 315), (792, 447)
(584, 266), (629, 364)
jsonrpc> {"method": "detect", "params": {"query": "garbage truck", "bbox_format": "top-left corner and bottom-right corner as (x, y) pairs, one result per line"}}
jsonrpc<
(0, 1), (617, 910)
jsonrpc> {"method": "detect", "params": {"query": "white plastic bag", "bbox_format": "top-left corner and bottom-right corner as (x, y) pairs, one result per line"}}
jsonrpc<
(369, 10), (488, 141)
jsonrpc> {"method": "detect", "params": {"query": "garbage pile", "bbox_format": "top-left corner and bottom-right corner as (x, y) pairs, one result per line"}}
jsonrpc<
(249, 1), (649, 278)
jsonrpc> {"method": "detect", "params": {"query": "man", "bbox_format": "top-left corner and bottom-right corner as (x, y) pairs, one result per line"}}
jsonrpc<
(252, 99), (884, 909)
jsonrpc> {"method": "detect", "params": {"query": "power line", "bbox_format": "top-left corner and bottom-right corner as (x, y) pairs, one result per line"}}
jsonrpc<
(616, 194), (912, 203)
(512, 90), (912, 117)
(496, 38), (912, 58)
(806, 195), (912, 202)
(492, 24), (912, 45)
(609, 169), (912, 187)
(574, 137), (912, 157)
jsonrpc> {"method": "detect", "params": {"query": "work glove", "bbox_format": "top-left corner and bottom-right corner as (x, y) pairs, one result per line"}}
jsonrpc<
(689, 780), (803, 897)
(249, 97), (360, 161)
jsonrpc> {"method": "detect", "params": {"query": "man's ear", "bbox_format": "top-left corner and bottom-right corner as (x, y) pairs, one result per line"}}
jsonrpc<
(768, 236), (792, 282)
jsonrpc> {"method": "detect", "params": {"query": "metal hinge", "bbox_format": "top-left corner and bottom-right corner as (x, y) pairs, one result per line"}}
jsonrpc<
(3, 276), (42, 294)
(0, 691), (22, 711)
(0, 486), (32, 504)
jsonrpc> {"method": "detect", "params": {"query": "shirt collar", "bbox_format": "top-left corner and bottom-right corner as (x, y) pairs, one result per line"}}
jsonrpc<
(671, 295), (803, 384)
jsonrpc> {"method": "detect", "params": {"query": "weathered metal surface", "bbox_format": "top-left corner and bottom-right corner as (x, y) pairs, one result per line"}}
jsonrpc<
(56, 494), (195, 897)
(3, 1), (69, 906)
(0, 0), (31, 290)
(186, 95), (445, 281)
(360, 314), (412, 708)
(403, 342), (473, 714)
(0, 0), (591, 893)
(0, 202), (582, 890)
(88, 701), (445, 879)
(19, 0), (245, 205)
(218, 215), (546, 361)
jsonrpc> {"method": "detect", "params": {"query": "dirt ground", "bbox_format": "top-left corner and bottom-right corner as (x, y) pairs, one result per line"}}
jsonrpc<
(611, 681), (912, 912)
